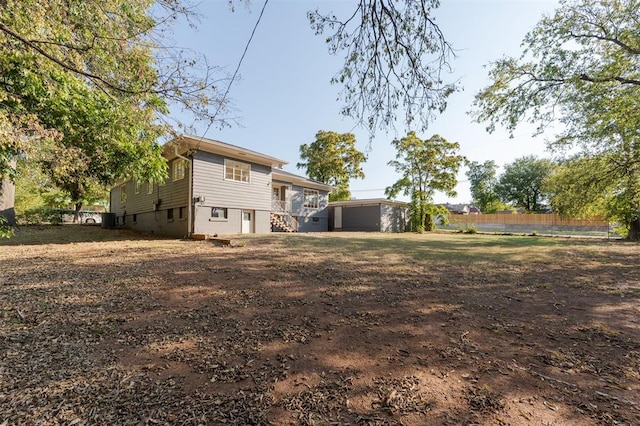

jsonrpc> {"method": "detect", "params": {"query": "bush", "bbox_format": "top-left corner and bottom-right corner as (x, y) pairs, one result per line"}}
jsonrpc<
(458, 224), (478, 234)
(17, 207), (63, 225)
(0, 214), (14, 238)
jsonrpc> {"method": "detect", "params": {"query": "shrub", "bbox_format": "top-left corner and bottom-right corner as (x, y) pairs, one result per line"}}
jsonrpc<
(462, 224), (478, 234)
(0, 214), (14, 238)
(17, 207), (63, 225)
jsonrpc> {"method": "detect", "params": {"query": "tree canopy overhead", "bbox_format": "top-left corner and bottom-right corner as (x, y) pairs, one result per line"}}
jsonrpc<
(309, 0), (457, 134)
(0, 0), (234, 222)
(472, 0), (640, 238)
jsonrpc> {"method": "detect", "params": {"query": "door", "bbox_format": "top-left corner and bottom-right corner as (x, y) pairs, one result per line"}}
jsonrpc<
(241, 210), (254, 234)
(334, 206), (342, 230)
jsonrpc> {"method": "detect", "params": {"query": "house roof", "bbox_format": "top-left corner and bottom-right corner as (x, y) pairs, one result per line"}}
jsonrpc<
(329, 198), (408, 208)
(165, 134), (288, 169)
(272, 169), (333, 192)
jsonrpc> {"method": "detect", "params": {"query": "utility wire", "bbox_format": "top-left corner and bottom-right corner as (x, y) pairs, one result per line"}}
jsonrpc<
(195, 0), (270, 147)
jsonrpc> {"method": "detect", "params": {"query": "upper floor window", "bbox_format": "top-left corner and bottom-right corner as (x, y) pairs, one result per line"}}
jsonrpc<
(147, 182), (154, 195)
(120, 185), (127, 203)
(224, 160), (250, 183)
(173, 159), (186, 181)
(134, 181), (141, 194)
(303, 189), (319, 209)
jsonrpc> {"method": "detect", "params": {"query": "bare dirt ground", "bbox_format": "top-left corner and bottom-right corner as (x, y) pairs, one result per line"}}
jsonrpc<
(1, 226), (639, 425)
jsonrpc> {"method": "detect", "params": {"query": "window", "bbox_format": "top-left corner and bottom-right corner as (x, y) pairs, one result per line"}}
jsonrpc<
(132, 214), (137, 223)
(147, 182), (154, 195)
(120, 185), (127, 203)
(211, 207), (228, 219)
(312, 217), (320, 222)
(224, 160), (250, 183)
(167, 208), (174, 221)
(134, 181), (141, 194)
(173, 159), (186, 181)
(179, 206), (186, 220)
(303, 189), (319, 209)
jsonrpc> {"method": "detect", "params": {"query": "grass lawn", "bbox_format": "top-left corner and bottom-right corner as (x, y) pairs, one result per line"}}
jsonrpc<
(1, 226), (639, 425)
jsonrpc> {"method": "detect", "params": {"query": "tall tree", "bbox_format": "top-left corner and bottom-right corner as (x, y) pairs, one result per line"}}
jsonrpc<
(466, 160), (502, 213)
(309, 0), (457, 134)
(0, 0), (232, 226)
(496, 156), (553, 212)
(472, 0), (640, 237)
(297, 131), (366, 202)
(386, 132), (464, 232)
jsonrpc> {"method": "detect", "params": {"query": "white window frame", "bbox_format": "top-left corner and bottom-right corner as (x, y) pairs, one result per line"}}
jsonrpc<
(120, 185), (127, 203)
(173, 159), (186, 181)
(303, 189), (319, 209)
(134, 181), (141, 194)
(211, 207), (228, 220)
(147, 182), (154, 195)
(224, 159), (250, 183)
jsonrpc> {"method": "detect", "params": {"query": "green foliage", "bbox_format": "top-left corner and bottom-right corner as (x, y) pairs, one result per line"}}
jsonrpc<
(496, 156), (554, 212)
(466, 160), (502, 213)
(0, 0), (231, 215)
(457, 224), (478, 234)
(297, 131), (366, 202)
(309, 1), (457, 134)
(472, 0), (640, 238)
(386, 132), (464, 232)
(0, 214), (14, 238)
(17, 207), (63, 225)
(546, 154), (640, 239)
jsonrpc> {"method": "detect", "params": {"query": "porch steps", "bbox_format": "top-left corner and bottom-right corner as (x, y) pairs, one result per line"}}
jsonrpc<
(270, 213), (296, 233)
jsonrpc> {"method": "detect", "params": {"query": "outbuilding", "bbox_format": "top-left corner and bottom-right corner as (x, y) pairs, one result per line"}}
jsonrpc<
(328, 199), (409, 233)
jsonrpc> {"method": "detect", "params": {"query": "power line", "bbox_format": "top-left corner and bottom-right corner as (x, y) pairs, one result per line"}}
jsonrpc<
(196, 0), (270, 146)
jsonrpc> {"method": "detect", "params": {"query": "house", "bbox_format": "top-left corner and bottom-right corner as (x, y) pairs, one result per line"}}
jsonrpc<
(271, 169), (331, 233)
(109, 135), (332, 237)
(441, 203), (480, 215)
(328, 199), (409, 233)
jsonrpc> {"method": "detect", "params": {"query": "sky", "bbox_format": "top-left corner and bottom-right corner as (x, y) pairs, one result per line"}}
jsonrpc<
(169, 0), (561, 204)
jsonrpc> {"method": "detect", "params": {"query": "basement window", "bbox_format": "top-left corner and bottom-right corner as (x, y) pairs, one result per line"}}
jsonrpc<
(211, 207), (228, 220)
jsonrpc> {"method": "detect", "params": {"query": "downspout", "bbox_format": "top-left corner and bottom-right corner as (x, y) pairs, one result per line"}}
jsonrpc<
(174, 146), (193, 237)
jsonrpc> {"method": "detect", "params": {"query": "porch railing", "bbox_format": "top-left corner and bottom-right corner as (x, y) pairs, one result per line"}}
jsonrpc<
(271, 199), (291, 213)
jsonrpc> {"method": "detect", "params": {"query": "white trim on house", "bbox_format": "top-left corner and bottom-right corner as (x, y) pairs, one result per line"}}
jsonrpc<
(166, 134), (288, 169)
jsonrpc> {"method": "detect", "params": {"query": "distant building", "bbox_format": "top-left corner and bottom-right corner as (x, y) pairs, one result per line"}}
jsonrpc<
(441, 203), (480, 215)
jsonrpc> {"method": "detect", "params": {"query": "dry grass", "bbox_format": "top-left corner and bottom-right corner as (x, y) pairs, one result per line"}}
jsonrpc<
(1, 226), (639, 425)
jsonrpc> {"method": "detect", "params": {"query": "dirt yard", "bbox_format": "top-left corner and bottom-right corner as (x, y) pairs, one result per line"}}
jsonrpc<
(1, 226), (639, 425)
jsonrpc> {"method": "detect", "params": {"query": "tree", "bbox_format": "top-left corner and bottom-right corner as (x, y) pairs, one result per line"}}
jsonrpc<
(0, 0), (232, 226)
(309, 1), (457, 134)
(472, 0), (640, 237)
(297, 131), (366, 202)
(385, 132), (464, 232)
(546, 154), (640, 239)
(496, 156), (553, 212)
(466, 160), (503, 213)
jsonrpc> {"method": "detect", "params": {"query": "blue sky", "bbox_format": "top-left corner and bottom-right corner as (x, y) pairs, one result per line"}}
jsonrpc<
(169, 0), (560, 204)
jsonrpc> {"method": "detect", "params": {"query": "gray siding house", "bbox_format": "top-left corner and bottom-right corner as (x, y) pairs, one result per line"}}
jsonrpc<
(271, 169), (331, 233)
(328, 199), (409, 233)
(109, 135), (332, 237)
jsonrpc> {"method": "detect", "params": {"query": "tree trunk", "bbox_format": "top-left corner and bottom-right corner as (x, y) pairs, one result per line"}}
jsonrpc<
(73, 202), (83, 223)
(628, 216), (640, 241)
(0, 158), (17, 227)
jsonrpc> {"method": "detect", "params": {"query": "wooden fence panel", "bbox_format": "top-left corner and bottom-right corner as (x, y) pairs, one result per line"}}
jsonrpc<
(448, 213), (607, 228)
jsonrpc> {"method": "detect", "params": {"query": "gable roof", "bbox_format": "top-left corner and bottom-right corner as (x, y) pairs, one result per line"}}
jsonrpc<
(272, 169), (333, 192)
(165, 134), (288, 169)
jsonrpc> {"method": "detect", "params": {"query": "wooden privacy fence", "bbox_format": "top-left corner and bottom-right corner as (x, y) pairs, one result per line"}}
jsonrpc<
(447, 213), (608, 228)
